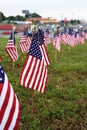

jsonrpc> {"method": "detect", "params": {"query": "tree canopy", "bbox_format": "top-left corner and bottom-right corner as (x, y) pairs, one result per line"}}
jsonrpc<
(0, 11), (41, 22)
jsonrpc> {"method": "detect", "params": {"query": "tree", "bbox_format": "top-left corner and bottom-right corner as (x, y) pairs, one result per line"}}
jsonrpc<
(0, 11), (42, 22)
(70, 19), (81, 25)
(0, 12), (5, 21)
(15, 15), (25, 21)
(7, 16), (15, 21)
(31, 13), (41, 18)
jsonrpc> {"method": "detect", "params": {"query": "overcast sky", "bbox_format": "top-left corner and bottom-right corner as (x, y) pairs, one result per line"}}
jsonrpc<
(0, 0), (87, 21)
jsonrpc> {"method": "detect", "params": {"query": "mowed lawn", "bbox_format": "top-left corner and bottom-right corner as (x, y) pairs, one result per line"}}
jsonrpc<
(0, 37), (87, 130)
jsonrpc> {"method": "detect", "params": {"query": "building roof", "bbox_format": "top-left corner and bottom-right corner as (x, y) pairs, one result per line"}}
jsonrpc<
(26, 17), (58, 24)
(0, 24), (13, 30)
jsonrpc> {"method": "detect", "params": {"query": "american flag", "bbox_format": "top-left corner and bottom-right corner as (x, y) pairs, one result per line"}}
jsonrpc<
(65, 33), (75, 46)
(78, 32), (84, 45)
(60, 32), (67, 44)
(44, 32), (50, 45)
(0, 65), (20, 130)
(84, 31), (87, 40)
(5, 31), (18, 62)
(53, 36), (60, 52)
(19, 31), (31, 52)
(20, 33), (48, 93)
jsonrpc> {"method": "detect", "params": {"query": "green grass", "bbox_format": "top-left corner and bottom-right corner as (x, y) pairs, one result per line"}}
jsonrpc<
(0, 37), (87, 130)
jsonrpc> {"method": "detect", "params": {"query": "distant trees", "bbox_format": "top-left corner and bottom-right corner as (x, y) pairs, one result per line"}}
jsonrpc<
(0, 11), (81, 25)
(0, 12), (5, 21)
(70, 19), (80, 25)
(31, 13), (41, 18)
(0, 11), (41, 23)
(7, 15), (25, 21)
(25, 12), (41, 18)
(59, 19), (81, 26)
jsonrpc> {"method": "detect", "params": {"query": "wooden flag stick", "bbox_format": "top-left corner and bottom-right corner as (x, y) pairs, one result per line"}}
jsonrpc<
(68, 45), (71, 52)
(55, 49), (57, 60)
(54, 29), (59, 60)
(38, 29), (40, 44)
(12, 25), (15, 70)
(13, 61), (14, 69)
(31, 90), (35, 114)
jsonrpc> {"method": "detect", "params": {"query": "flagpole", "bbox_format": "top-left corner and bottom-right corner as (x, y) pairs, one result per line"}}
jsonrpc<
(31, 29), (40, 114)
(55, 49), (57, 60)
(12, 25), (15, 69)
(55, 30), (58, 60)
(31, 30), (35, 114)
(31, 89), (35, 114)
(68, 45), (71, 52)
(13, 61), (14, 69)
(38, 28), (40, 44)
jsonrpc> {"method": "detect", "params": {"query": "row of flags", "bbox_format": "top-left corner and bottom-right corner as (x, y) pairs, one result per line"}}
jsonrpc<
(0, 29), (50, 129)
(53, 28), (87, 52)
(5, 28), (87, 92)
(56, 28), (87, 45)
(5, 31), (18, 62)
(1, 27), (87, 129)
(5, 29), (50, 92)
(5, 29), (51, 62)
(20, 30), (50, 93)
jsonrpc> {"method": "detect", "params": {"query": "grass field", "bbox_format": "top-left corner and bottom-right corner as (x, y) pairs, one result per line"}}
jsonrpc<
(0, 37), (87, 130)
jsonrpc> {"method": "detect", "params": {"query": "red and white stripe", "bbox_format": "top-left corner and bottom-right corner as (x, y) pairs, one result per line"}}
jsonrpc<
(20, 54), (48, 93)
(65, 34), (75, 46)
(44, 33), (50, 45)
(60, 33), (67, 44)
(39, 44), (50, 66)
(0, 74), (20, 130)
(5, 40), (18, 62)
(79, 36), (84, 45)
(19, 35), (31, 52)
(53, 36), (60, 52)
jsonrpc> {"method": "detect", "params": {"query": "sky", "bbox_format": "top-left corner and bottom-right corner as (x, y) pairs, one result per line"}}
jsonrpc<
(0, 0), (87, 21)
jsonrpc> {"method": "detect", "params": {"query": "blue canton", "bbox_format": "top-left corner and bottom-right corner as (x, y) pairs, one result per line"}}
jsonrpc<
(0, 65), (5, 83)
(9, 31), (15, 45)
(28, 33), (42, 60)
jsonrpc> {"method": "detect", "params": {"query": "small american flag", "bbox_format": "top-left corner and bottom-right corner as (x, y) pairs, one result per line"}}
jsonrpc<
(0, 64), (20, 130)
(20, 33), (48, 93)
(78, 32), (84, 45)
(44, 32), (50, 45)
(19, 31), (31, 52)
(53, 36), (60, 52)
(65, 33), (75, 46)
(60, 32), (67, 44)
(5, 31), (18, 62)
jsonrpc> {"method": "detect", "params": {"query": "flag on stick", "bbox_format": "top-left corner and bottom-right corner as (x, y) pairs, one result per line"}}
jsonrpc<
(44, 33), (50, 45)
(53, 36), (60, 52)
(0, 64), (20, 130)
(20, 33), (48, 93)
(5, 31), (18, 62)
(19, 31), (31, 52)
